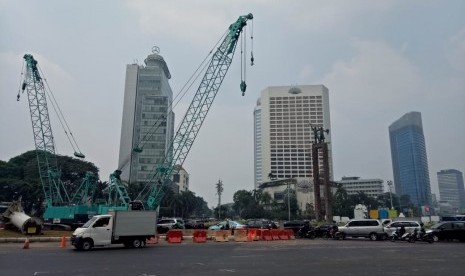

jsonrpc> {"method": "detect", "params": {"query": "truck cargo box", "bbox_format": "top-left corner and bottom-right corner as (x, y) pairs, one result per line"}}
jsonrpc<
(110, 210), (157, 237)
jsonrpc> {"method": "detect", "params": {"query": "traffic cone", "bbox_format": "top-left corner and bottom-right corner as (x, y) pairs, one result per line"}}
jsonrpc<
(60, 235), (67, 248)
(23, 238), (30, 249)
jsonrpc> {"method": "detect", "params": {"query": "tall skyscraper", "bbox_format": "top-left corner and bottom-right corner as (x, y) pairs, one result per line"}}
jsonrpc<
(254, 85), (333, 188)
(118, 49), (175, 186)
(437, 169), (465, 211)
(389, 111), (431, 206)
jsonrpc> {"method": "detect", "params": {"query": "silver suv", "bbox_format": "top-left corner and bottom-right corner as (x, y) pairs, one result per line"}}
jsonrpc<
(338, 219), (385, 240)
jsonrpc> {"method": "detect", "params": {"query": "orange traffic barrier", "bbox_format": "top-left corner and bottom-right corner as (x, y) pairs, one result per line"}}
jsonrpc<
(60, 235), (67, 248)
(256, 229), (264, 240)
(247, 228), (259, 241)
(271, 229), (280, 240)
(23, 238), (30, 249)
(262, 229), (272, 241)
(288, 229), (295, 240)
(166, 230), (183, 243)
(147, 235), (159, 244)
(234, 229), (248, 242)
(214, 230), (229, 242)
(193, 230), (207, 243)
(278, 230), (289, 240)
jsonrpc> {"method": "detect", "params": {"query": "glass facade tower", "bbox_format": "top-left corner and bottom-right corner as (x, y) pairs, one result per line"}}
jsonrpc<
(118, 51), (174, 186)
(389, 111), (431, 206)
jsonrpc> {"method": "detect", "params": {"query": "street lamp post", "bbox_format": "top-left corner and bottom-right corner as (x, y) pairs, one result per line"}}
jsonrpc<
(387, 180), (394, 210)
(216, 179), (224, 220)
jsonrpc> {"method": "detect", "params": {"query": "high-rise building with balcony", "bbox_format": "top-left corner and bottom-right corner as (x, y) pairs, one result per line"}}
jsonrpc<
(118, 49), (175, 186)
(254, 85), (333, 188)
(389, 111), (431, 206)
(437, 169), (465, 211)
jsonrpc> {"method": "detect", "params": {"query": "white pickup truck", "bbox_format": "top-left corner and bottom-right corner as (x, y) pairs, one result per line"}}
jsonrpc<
(71, 210), (157, 251)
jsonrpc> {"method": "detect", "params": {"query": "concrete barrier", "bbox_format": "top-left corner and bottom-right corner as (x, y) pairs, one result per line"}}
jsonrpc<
(214, 230), (229, 242)
(234, 229), (248, 242)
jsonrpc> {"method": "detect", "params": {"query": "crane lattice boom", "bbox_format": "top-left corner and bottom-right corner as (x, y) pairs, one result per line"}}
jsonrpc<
(21, 54), (69, 206)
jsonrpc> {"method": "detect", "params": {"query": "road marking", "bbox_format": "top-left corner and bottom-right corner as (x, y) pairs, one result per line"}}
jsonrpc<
(33, 272), (50, 275)
(219, 269), (236, 273)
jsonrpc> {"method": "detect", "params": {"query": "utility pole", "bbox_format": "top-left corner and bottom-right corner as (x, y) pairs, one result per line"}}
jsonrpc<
(215, 179), (224, 220)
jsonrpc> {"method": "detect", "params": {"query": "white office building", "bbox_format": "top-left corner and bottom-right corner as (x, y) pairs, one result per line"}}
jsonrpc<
(255, 85), (332, 183)
(172, 165), (190, 192)
(254, 85), (333, 210)
(338, 176), (384, 198)
(253, 100), (262, 189)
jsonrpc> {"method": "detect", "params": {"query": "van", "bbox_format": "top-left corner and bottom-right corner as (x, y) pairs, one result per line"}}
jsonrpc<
(338, 219), (385, 241)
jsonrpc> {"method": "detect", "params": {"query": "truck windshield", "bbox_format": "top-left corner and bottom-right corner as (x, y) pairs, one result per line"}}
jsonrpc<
(82, 217), (98, 228)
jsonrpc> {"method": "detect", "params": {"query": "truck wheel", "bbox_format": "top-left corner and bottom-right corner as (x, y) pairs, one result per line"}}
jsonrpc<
(369, 233), (378, 241)
(81, 239), (93, 251)
(132, 239), (143, 248)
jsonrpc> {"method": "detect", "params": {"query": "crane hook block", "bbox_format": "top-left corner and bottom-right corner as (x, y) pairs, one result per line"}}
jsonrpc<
(250, 53), (255, 66)
(74, 152), (85, 159)
(240, 80), (247, 96)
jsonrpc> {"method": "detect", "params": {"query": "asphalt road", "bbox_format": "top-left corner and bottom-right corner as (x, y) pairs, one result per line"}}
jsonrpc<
(0, 239), (464, 276)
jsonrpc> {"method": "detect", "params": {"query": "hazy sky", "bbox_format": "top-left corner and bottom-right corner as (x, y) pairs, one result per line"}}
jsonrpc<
(1, 1), (464, 208)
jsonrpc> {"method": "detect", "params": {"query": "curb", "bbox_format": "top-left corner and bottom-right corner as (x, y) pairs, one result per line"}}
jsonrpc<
(0, 236), (68, 243)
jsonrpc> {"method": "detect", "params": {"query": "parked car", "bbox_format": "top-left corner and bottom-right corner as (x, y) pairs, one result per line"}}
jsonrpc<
(380, 219), (392, 226)
(314, 224), (337, 237)
(208, 220), (247, 230)
(157, 218), (185, 234)
(428, 221), (465, 242)
(384, 221), (422, 236)
(338, 219), (385, 240)
(283, 220), (309, 234)
(246, 219), (278, 229)
(184, 219), (205, 229)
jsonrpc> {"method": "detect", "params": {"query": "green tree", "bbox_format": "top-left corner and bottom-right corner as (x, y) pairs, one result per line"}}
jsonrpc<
(232, 190), (266, 219)
(0, 150), (101, 214)
(332, 183), (351, 217)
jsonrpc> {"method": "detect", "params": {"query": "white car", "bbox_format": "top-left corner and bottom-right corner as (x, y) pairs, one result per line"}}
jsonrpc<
(208, 220), (247, 230)
(384, 221), (422, 236)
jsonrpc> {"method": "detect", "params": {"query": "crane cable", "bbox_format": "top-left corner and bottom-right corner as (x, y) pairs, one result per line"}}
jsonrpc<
(16, 62), (24, 101)
(40, 65), (85, 158)
(250, 19), (254, 66)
